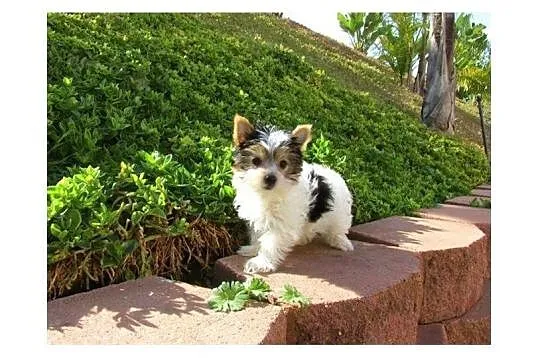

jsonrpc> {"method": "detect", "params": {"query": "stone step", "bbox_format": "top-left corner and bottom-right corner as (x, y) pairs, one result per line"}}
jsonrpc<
(348, 216), (488, 323)
(443, 279), (491, 344)
(477, 184), (491, 190)
(417, 279), (491, 344)
(214, 241), (423, 344)
(471, 188), (491, 197)
(417, 323), (448, 344)
(445, 195), (490, 207)
(47, 276), (286, 344)
(417, 204), (491, 278)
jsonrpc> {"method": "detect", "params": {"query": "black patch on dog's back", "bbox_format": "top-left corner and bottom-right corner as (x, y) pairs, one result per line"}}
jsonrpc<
(308, 170), (334, 222)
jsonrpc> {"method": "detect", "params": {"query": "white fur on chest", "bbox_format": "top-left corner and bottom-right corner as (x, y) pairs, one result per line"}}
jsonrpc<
(233, 175), (309, 235)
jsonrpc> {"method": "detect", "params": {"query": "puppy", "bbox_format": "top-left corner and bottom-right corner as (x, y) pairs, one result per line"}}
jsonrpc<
(231, 114), (354, 274)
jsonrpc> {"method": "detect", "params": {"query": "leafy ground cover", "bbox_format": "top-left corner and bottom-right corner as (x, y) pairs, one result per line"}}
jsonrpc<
(47, 13), (489, 299)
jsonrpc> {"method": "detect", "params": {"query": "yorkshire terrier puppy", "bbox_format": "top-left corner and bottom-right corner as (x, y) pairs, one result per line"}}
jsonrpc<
(231, 114), (354, 274)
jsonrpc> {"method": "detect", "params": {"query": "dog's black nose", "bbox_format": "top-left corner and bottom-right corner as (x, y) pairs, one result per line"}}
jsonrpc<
(263, 173), (277, 189)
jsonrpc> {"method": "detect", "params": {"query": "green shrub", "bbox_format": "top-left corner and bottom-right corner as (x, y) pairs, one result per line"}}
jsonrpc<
(470, 197), (491, 208)
(47, 13), (489, 297)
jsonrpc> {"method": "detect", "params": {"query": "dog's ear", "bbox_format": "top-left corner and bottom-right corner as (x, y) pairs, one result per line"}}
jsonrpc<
(291, 124), (312, 151)
(233, 114), (255, 148)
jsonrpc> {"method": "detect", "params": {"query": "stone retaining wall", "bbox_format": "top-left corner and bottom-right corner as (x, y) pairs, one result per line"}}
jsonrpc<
(48, 184), (491, 344)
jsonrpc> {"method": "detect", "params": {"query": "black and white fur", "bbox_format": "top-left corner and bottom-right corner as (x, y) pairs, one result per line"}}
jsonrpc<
(231, 114), (354, 274)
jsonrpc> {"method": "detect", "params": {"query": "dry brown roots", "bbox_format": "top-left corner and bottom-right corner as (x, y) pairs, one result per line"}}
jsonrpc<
(47, 218), (240, 300)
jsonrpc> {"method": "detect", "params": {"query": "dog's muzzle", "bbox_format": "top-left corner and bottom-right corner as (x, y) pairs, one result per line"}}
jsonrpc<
(263, 173), (277, 190)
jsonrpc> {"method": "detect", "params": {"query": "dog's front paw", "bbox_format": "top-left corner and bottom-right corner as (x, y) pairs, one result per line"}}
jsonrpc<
(328, 236), (355, 252)
(244, 256), (276, 274)
(237, 245), (259, 257)
(339, 239), (355, 252)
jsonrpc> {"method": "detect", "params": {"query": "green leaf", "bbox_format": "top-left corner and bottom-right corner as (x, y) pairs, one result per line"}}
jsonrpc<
(101, 255), (118, 269)
(222, 185), (235, 197)
(243, 277), (271, 301)
(208, 281), (249, 312)
(122, 239), (139, 255)
(65, 208), (82, 231)
(279, 284), (311, 307)
(146, 206), (166, 218)
(131, 211), (144, 225)
(168, 217), (188, 235)
(50, 223), (67, 240)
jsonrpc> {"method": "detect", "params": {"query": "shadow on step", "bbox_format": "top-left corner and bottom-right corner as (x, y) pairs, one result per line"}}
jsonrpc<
(348, 216), (447, 249)
(47, 278), (209, 333)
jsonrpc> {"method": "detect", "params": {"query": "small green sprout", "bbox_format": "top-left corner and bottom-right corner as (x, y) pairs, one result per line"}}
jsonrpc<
(208, 281), (249, 312)
(243, 277), (272, 301)
(279, 284), (311, 307)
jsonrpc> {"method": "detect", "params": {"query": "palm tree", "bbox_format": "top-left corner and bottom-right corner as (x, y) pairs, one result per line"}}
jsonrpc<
(337, 12), (387, 54)
(377, 13), (422, 88)
(454, 13), (491, 100)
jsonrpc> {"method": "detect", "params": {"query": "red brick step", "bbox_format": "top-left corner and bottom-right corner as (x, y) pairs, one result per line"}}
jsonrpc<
(443, 279), (491, 344)
(417, 323), (448, 344)
(349, 216), (488, 323)
(215, 241), (423, 344)
(416, 279), (491, 344)
(417, 204), (491, 278)
(471, 188), (491, 197)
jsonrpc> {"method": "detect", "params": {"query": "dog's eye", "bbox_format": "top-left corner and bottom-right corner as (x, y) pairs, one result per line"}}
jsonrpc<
(279, 160), (288, 169)
(252, 157), (261, 166)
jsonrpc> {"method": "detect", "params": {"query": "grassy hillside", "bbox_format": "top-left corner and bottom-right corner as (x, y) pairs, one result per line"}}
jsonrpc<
(201, 14), (490, 150)
(47, 13), (489, 298)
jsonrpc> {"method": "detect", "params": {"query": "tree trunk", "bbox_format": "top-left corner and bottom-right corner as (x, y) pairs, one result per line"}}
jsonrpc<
(421, 12), (456, 134)
(414, 13), (428, 95)
(414, 53), (427, 94)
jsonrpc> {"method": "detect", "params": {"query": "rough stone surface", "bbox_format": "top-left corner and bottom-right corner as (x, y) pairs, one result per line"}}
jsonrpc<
(470, 188), (491, 197)
(48, 276), (286, 344)
(417, 204), (491, 279)
(477, 184), (490, 190)
(215, 241), (423, 344)
(445, 196), (490, 207)
(349, 216), (487, 323)
(443, 279), (491, 344)
(417, 324), (448, 344)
